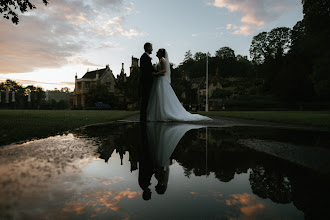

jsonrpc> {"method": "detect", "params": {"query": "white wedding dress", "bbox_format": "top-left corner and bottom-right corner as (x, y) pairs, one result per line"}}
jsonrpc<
(147, 53), (212, 122)
(147, 122), (205, 167)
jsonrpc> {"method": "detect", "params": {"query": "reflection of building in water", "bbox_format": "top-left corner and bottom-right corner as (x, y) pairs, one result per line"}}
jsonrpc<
(75, 122), (139, 172)
(98, 138), (138, 172)
(99, 142), (138, 172)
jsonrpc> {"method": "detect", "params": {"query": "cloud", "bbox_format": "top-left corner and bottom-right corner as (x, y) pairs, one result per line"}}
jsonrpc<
(89, 15), (142, 38)
(0, 0), (141, 74)
(226, 24), (255, 36)
(0, 77), (75, 88)
(70, 57), (103, 67)
(61, 188), (140, 215)
(212, 0), (301, 35)
(226, 193), (265, 217)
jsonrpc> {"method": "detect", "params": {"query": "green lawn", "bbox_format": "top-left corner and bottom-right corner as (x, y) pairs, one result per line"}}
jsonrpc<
(0, 110), (137, 146)
(199, 111), (330, 128)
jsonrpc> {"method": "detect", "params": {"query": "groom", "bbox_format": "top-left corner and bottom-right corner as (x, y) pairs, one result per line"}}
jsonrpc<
(139, 42), (155, 122)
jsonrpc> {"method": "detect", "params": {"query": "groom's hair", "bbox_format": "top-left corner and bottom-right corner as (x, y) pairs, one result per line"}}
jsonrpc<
(144, 42), (152, 51)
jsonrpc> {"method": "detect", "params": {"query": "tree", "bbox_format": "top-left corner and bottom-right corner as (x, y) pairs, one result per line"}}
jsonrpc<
(249, 28), (291, 65)
(302, 0), (330, 100)
(25, 85), (45, 108)
(0, 80), (45, 108)
(268, 27), (291, 59)
(215, 47), (235, 59)
(236, 55), (253, 78)
(311, 53), (330, 99)
(85, 82), (114, 108)
(249, 32), (270, 65)
(213, 47), (238, 78)
(302, 0), (330, 34)
(193, 52), (207, 61)
(290, 20), (306, 53)
(183, 50), (193, 63)
(0, 0), (49, 24)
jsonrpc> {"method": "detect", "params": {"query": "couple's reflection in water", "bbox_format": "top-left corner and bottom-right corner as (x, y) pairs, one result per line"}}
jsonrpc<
(139, 122), (204, 200)
(82, 121), (330, 218)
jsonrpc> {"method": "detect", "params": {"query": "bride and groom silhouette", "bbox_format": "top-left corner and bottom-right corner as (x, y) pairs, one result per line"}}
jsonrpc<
(137, 42), (211, 200)
(138, 122), (205, 200)
(139, 42), (212, 122)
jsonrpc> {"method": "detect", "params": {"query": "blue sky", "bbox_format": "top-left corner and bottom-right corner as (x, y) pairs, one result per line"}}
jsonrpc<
(0, 0), (303, 90)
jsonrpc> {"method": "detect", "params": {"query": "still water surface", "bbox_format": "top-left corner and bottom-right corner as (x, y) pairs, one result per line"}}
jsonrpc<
(0, 122), (329, 219)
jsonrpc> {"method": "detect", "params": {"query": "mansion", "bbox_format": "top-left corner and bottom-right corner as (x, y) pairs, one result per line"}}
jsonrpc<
(73, 64), (117, 107)
(72, 57), (139, 108)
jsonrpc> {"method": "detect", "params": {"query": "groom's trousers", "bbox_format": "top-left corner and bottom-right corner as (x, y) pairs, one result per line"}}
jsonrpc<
(140, 85), (152, 122)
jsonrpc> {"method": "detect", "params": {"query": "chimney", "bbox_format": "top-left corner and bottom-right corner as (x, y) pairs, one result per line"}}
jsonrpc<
(121, 63), (125, 74)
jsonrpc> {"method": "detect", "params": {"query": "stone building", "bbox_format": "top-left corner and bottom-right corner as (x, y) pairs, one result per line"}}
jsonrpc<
(172, 73), (222, 104)
(73, 64), (116, 108)
(130, 56), (139, 73)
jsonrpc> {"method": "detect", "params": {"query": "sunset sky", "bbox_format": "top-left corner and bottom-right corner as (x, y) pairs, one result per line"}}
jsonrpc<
(0, 0), (303, 91)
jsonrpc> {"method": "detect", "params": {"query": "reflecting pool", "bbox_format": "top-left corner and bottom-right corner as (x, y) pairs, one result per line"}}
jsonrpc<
(0, 122), (329, 219)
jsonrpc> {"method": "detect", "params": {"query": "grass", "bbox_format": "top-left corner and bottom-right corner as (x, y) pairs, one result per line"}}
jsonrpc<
(0, 109), (138, 146)
(199, 111), (330, 128)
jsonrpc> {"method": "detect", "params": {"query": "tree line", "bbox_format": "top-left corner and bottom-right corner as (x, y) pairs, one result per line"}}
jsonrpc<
(172, 0), (330, 109)
(0, 80), (71, 109)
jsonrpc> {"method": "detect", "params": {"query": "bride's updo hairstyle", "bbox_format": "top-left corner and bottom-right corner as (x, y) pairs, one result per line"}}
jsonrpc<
(159, 48), (166, 58)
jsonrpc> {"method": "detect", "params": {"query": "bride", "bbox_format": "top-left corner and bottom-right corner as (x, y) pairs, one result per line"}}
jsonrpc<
(147, 48), (212, 122)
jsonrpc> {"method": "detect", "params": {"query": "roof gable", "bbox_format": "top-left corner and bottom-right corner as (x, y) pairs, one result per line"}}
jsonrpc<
(82, 67), (107, 79)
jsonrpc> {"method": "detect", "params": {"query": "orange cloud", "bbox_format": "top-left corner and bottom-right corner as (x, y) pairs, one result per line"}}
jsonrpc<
(226, 193), (265, 217)
(227, 24), (255, 36)
(212, 0), (301, 36)
(213, 0), (267, 26)
(61, 188), (140, 215)
(241, 203), (265, 216)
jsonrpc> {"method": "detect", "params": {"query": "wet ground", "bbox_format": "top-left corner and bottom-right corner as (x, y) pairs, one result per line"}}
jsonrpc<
(1, 116), (330, 219)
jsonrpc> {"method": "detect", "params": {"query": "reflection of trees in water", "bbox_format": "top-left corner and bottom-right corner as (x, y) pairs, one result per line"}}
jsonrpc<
(172, 128), (257, 182)
(250, 161), (330, 219)
(250, 165), (292, 204)
(286, 166), (330, 220)
(79, 123), (330, 219)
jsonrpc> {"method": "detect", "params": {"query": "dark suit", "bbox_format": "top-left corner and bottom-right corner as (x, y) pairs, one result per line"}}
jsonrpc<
(139, 52), (154, 121)
(138, 122), (154, 200)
